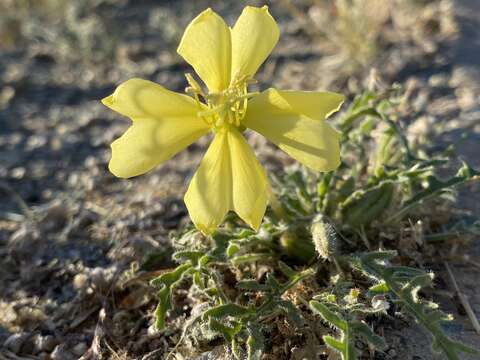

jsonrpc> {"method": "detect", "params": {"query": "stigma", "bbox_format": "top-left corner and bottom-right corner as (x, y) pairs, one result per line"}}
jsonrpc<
(185, 72), (258, 130)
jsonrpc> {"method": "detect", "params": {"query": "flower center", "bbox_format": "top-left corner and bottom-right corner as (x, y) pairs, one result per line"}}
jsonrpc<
(185, 72), (258, 130)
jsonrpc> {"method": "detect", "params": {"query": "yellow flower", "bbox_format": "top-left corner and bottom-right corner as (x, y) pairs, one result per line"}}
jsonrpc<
(102, 6), (344, 234)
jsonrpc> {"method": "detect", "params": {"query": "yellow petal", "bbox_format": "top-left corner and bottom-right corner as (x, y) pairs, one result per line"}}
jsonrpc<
(231, 6), (279, 80)
(243, 88), (344, 172)
(184, 132), (231, 234)
(184, 129), (268, 234)
(228, 129), (269, 230)
(263, 90), (345, 121)
(177, 8), (231, 93)
(102, 78), (210, 178)
(102, 78), (202, 119)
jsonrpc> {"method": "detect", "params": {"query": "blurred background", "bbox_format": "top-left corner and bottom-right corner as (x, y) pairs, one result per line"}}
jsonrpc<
(0, 0), (479, 359)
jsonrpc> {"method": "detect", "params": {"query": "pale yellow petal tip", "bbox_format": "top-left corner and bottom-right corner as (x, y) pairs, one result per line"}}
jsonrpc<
(326, 93), (346, 119)
(246, 218), (262, 232)
(192, 7), (217, 23)
(195, 217), (261, 235)
(177, 7), (220, 54)
(101, 78), (139, 109)
(327, 156), (342, 172)
(326, 145), (342, 172)
(244, 5), (270, 13)
(107, 140), (133, 179)
(107, 159), (127, 179)
(305, 158), (341, 173)
(101, 94), (114, 108)
(242, 194), (268, 232)
(245, 5), (278, 26)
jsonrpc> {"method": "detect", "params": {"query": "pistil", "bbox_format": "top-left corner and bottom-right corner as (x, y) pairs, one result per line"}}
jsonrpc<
(184, 73), (258, 130)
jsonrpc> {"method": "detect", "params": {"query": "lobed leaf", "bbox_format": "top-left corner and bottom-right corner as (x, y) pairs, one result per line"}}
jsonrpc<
(350, 321), (386, 350)
(151, 263), (192, 329)
(359, 251), (480, 359)
(310, 300), (347, 331)
(202, 303), (252, 321)
(236, 279), (269, 292)
(277, 300), (305, 328)
(246, 323), (265, 360)
(208, 318), (242, 343)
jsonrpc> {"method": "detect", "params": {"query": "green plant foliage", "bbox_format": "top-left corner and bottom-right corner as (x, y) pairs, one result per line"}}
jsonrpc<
(309, 286), (387, 359)
(341, 180), (395, 228)
(356, 251), (480, 360)
(386, 162), (480, 223)
(151, 225), (314, 359)
(246, 323), (265, 360)
(149, 84), (480, 359)
(151, 263), (192, 329)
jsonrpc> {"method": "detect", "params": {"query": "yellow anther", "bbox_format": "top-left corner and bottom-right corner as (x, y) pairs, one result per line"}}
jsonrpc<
(186, 71), (258, 130)
(185, 73), (203, 95)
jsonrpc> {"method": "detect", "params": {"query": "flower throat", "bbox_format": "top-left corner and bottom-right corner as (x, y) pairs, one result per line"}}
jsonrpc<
(185, 72), (259, 130)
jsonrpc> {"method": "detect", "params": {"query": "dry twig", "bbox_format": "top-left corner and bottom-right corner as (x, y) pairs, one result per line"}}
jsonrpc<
(444, 262), (480, 335)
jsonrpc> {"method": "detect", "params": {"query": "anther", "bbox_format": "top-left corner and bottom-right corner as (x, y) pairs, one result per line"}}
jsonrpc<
(186, 71), (258, 129)
(185, 73), (203, 95)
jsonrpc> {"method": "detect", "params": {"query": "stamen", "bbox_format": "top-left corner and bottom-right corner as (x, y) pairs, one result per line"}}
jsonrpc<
(185, 72), (258, 130)
(185, 73), (206, 109)
(185, 73), (203, 95)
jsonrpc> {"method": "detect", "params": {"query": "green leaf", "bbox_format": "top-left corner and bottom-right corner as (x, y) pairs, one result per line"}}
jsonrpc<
(226, 243), (241, 257)
(361, 250), (397, 264)
(246, 323), (265, 360)
(278, 261), (297, 279)
(323, 335), (346, 353)
(265, 273), (282, 291)
(151, 263), (192, 329)
(359, 251), (480, 359)
(401, 273), (434, 293)
(323, 333), (359, 360)
(283, 268), (315, 292)
(150, 263), (192, 288)
(234, 229), (257, 238)
(340, 107), (381, 132)
(341, 180), (395, 228)
(368, 282), (390, 296)
(199, 254), (211, 266)
(277, 300), (305, 327)
(208, 318), (242, 343)
(425, 310), (452, 323)
(172, 250), (205, 264)
(236, 279), (269, 292)
(387, 162), (480, 222)
(154, 287), (171, 330)
(310, 301), (347, 331)
(350, 321), (386, 350)
(202, 303), (252, 321)
(231, 253), (271, 265)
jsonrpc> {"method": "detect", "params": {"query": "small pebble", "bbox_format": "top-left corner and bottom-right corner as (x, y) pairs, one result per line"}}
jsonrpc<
(33, 334), (58, 353)
(51, 344), (76, 360)
(73, 273), (89, 291)
(147, 323), (158, 336)
(3, 332), (30, 354)
(72, 342), (88, 356)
